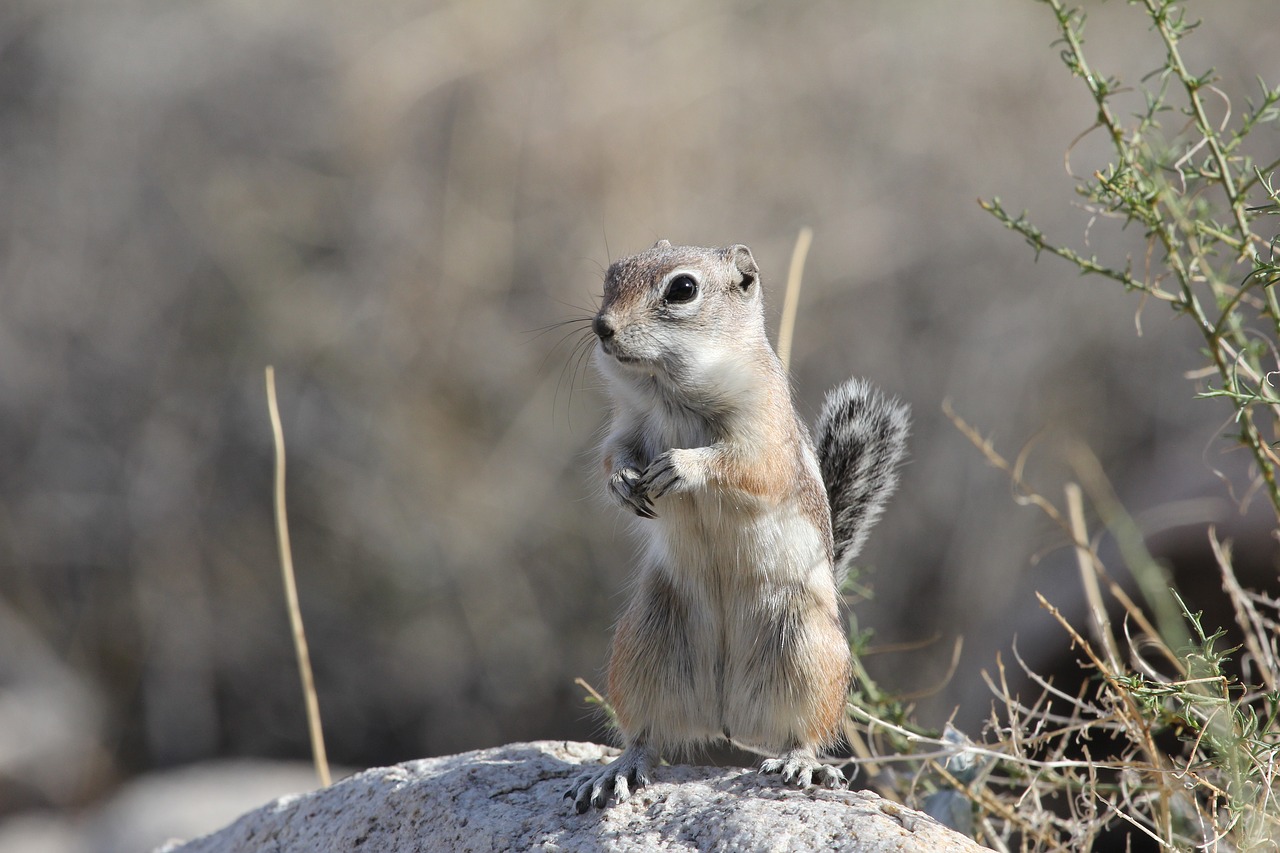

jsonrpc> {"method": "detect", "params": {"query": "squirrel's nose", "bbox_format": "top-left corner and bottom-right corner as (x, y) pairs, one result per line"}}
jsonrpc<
(593, 314), (615, 340)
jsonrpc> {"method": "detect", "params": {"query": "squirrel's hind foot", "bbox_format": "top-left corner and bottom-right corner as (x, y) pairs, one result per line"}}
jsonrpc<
(565, 744), (653, 812)
(759, 749), (846, 790)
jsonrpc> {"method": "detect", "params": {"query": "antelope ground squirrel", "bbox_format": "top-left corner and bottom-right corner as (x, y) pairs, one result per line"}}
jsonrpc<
(566, 240), (910, 811)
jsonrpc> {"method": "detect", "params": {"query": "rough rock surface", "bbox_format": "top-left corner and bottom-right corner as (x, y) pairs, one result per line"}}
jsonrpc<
(159, 741), (989, 852)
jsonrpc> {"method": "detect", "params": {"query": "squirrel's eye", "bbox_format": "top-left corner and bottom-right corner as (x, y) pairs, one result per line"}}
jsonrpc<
(664, 274), (698, 303)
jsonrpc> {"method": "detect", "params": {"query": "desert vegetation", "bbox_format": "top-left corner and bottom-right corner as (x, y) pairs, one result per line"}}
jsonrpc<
(846, 1), (1280, 849)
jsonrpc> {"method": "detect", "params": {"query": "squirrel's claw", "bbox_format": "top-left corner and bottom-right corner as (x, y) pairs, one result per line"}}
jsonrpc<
(636, 451), (684, 499)
(760, 751), (846, 790)
(565, 746), (653, 812)
(609, 467), (659, 518)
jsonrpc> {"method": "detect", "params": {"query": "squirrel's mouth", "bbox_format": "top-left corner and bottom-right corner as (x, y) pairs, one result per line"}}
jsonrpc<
(598, 339), (643, 365)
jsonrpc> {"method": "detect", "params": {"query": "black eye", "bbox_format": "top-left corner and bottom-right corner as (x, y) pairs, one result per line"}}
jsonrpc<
(664, 274), (698, 303)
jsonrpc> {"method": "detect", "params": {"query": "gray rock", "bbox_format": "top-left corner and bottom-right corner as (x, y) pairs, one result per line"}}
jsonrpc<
(159, 741), (989, 852)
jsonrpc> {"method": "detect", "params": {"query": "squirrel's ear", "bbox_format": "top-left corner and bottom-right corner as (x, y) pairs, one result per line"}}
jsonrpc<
(726, 244), (758, 291)
(652, 239), (673, 250)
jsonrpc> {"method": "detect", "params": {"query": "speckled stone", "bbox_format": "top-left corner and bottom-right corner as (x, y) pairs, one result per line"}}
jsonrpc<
(158, 741), (990, 853)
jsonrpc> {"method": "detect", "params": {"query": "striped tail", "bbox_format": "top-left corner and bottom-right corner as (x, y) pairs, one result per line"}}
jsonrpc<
(814, 378), (910, 585)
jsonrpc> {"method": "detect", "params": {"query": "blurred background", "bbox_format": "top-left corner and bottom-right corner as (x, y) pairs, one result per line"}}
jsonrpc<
(0, 0), (1277, 849)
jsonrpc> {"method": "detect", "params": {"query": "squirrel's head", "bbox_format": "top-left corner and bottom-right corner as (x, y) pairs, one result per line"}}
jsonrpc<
(593, 241), (770, 405)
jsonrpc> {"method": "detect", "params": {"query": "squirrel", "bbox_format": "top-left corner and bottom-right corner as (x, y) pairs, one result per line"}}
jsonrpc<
(566, 240), (910, 812)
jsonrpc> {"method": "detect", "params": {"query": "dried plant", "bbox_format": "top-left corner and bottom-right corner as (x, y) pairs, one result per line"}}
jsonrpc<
(846, 1), (1280, 849)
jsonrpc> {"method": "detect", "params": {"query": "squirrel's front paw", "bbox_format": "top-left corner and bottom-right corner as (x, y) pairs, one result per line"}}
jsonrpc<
(636, 449), (701, 500)
(608, 467), (656, 519)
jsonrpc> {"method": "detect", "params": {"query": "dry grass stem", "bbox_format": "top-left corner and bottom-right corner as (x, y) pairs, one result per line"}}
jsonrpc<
(1065, 483), (1121, 671)
(266, 366), (332, 788)
(776, 225), (813, 375)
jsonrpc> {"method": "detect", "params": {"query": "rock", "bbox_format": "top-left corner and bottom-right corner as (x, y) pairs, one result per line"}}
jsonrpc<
(159, 741), (989, 852)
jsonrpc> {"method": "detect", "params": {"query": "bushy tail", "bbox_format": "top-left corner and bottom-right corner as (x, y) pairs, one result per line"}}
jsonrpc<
(814, 378), (910, 585)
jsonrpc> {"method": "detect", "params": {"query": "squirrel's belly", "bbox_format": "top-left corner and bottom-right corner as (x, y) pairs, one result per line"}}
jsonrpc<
(719, 594), (851, 751)
(639, 492), (846, 751)
(651, 492), (830, 585)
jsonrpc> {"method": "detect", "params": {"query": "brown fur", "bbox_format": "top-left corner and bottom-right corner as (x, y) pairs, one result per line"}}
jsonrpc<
(567, 242), (853, 810)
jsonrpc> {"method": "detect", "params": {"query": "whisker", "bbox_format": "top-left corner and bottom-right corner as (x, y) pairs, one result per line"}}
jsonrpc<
(555, 330), (600, 424)
(572, 334), (599, 394)
(525, 316), (593, 341)
(550, 294), (602, 315)
(534, 321), (594, 379)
